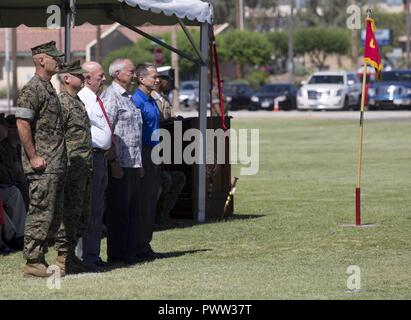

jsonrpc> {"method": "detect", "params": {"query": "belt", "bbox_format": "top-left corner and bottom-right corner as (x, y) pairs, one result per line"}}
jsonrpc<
(93, 147), (106, 154)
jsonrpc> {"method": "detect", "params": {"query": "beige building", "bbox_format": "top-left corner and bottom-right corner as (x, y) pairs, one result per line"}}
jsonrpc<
(0, 23), (226, 96)
(0, 23), (173, 92)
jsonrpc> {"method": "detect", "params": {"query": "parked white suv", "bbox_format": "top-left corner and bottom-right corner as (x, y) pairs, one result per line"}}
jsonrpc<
(297, 71), (361, 110)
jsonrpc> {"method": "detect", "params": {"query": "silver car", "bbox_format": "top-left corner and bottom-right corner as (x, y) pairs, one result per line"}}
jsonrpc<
(179, 81), (199, 109)
(297, 71), (362, 110)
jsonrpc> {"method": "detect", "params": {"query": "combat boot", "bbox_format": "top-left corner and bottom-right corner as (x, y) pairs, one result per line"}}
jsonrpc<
(40, 257), (50, 268)
(23, 260), (50, 278)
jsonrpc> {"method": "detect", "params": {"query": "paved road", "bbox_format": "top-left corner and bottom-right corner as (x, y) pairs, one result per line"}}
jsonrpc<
(177, 110), (411, 121)
(3, 99), (411, 121)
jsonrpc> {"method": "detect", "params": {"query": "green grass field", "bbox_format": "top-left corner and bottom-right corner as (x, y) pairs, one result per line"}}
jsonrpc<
(1, 117), (410, 299)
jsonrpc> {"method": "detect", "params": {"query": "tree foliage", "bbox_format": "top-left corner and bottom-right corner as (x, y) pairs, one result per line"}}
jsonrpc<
(102, 30), (201, 81)
(207, 0), (236, 25)
(102, 25), (352, 82)
(266, 31), (288, 58)
(369, 10), (405, 48)
(208, 0), (278, 26)
(102, 37), (157, 77)
(217, 30), (272, 66)
(294, 27), (351, 69)
(296, 0), (351, 28)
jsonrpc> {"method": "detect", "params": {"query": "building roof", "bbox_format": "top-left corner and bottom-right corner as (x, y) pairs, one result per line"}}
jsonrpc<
(0, 23), (228, 56)
(0, 24), (113, 55)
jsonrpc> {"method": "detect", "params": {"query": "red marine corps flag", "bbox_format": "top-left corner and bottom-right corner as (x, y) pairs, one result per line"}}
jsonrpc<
(353, 10), (382, 227)
(363, 16), (383, 80)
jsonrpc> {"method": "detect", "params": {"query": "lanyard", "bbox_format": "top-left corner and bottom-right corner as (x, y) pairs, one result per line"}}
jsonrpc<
(97, 96), (115, 145)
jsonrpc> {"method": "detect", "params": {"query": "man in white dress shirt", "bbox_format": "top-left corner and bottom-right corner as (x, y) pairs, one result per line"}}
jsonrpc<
(77, 61), (116, 266)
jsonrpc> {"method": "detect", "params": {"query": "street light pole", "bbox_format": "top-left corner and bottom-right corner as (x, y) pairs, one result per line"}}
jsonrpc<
(235, 0), (243, 78)
(239, 0), (244, 30)
(171, 25), (180, 111)
(406, 0), (410, 68)
(12, 28), (17, 108)
(288, 0), (294, 83)
(4, 28), (11, 113)
(96, 26), (101, 63)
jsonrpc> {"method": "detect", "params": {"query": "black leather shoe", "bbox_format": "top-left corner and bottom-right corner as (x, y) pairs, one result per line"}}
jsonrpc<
(135, 249), (166, 261)
(135, 252), (155, 262)
(144, 249), (166, 259)
(93, 260), (108, 267)
(0, 245), (15, 255)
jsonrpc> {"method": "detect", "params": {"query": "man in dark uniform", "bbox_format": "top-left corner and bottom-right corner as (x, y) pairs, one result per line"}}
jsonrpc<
(56, 60), (96, 274)
(15, 41), (67, 277)
(4, 114), (29, 209)
(151, 67), (186, 225)
(0, 115), (26, 253)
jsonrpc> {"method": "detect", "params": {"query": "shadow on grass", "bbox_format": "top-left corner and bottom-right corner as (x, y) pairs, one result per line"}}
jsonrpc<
(158, 248), (211, 259)
(86, 249), (212, 275)
(154, 213), (266, 232)
(226, 213), (266, 221)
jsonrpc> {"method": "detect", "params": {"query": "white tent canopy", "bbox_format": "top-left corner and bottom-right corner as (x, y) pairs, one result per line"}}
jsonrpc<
(0, 0), (212, 223)
(122, 0), (212, 24)
(0, 0), (212, 27)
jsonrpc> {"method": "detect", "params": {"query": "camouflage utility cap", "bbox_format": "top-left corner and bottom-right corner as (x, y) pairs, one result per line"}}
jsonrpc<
(31, 41), (64, 57)
(59, 60), (85, 75)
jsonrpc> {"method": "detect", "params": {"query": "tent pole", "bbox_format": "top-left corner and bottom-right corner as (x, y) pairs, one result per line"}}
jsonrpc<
(177, 18), (204, 63)
(196, 22), (209, 223)
(108, 14), (199, 65)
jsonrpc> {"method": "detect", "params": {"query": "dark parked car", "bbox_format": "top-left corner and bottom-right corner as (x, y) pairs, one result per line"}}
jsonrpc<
(222, 83), (254, 110)
(250, 83), (298, 111)
(368, 70), (411, 110)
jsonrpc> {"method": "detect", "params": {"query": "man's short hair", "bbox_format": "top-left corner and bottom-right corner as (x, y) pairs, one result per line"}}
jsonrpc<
(109, 58), (128, 78)
(135, 63), (157, 84)
(57, 73), (66, 84)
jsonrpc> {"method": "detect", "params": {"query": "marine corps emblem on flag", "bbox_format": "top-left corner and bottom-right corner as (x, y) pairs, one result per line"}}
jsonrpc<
(363, 17), (383, 81)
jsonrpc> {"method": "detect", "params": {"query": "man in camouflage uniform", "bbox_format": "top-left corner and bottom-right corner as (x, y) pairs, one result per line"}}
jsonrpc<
(150, 72), (176, 122)
(151, 68), (185, 225)
(156, 170), (186, 224)
(55, 60), (96, 274)
(15, 41), (67, 277)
